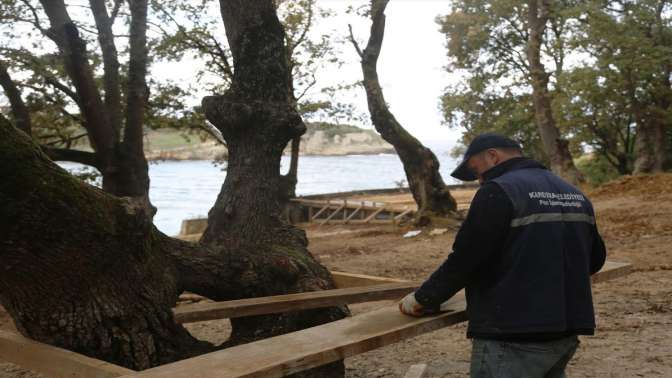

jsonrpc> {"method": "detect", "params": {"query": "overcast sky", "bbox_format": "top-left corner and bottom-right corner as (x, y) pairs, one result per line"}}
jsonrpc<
(315, 0), (462, 147)
(157, 1), (463, 151)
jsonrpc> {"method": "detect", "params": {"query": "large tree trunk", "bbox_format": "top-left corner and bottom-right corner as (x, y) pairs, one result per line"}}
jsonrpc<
(0, 124), (213, 369)
(632, 61), (670, 174)
(201, 1), (346, 376)
(0, 120), (342, 372)
(633, 121), (667, 173)
(349, 0), (457, 224)
(527, 0), (583, 185)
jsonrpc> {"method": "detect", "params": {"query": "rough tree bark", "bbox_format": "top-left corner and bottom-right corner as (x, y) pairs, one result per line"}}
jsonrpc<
(633, 120), (667, 174)
(632, 62), (670, 174)
(200, 0), (347, 376)
(0, 121), (344, 373)
(0, 123), (209, 370)
(347, 0), (457, 224)
(2, 2), (345, 374)
(527, 0), (583, 185)
(36, 0), (152, 208)
(0, 60), (31, 136)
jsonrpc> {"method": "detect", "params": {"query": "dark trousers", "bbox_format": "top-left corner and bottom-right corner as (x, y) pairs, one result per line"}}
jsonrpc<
(470, 336), (579, 378)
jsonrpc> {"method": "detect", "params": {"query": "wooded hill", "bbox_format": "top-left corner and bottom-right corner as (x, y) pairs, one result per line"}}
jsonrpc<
(143, 122), (394, 161)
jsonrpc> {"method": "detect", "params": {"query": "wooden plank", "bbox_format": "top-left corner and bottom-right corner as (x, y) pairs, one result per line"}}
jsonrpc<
(331, 271), (409, 288)
(404, 364), (427, 378)
(132, 261), (630, 378)
(293, 198), (386, 213)
(0, 330), (135, 378)
(591, 260), (631, 283)
(312, 219), (398, 225)
(173, 281), (417, 324)
(319, 204), (345, 226)
(311, 200), (331, 220)
(394, 208), (413, 220)
(362, 207), (384, 223)
(343, 204), (363, 224)
(343, 200), (348, 221)
(124, 297), (469, 378)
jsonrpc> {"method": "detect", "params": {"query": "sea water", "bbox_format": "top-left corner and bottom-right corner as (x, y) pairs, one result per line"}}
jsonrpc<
(60, 150), (460, 236)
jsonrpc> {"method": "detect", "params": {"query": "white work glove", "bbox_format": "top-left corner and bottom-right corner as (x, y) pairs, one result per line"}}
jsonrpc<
(398, 292), (424, 317)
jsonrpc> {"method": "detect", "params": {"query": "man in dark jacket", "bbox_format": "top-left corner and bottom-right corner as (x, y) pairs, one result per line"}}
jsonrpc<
(399, 133), (606, 378)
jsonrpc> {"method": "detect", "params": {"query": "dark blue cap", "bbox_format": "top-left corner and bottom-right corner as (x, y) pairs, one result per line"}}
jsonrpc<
(451, 133), (521, 181)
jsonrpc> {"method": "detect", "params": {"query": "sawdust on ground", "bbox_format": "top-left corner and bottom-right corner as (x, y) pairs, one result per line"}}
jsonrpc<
(1, 175), (671, 377)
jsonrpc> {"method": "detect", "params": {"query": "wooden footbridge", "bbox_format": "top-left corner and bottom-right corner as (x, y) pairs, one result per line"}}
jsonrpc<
(0, 262), (631, 378)
(178, 186), (478, 239)
(290, 197), (415, 226)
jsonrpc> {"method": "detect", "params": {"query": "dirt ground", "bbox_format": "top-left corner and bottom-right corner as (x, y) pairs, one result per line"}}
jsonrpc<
(2, 174), (671, 377)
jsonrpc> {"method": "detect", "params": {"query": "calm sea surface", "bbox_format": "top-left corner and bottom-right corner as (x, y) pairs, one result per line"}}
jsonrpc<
(60, 146), (460, 236)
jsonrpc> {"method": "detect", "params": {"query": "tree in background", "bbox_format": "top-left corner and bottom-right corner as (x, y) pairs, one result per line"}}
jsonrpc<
(440, 0), (672, 182)
(572, 0), (671, 174)
(439, 0), (582, 184)
(348, 0), (457, 224)
(0, 0), (159, 209)
(558, 66), (637, 176)
(526, 0), (583, 183)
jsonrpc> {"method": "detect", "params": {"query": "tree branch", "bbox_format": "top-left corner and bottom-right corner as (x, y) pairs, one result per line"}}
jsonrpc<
(347, 24), (363, 58)
(19, 0), (48, 35)
(42, 132), (89, 147)
(287, 1), (314, 55)
(122, 0), (149, 155)
(41, 146), (101, 168)
(362, 0), (389, 65)
(89, 0), (123, 136)
(110, 0), (123, 25)
(44, 76), (82, 107)
(0, 60), (32, 136)
(295, 72), (317, 101)
(40, 0), (115, 157)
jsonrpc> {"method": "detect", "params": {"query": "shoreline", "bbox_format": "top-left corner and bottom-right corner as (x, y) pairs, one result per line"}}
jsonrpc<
(146, 149), (398, 162)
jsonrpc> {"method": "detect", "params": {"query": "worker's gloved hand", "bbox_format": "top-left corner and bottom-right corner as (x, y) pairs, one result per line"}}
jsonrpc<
(398, 292), (424, 317)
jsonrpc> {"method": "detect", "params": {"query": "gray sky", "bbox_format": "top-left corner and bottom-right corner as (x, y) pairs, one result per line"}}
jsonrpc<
(157, 1), (462, 150)
(313, 1), (462, 146)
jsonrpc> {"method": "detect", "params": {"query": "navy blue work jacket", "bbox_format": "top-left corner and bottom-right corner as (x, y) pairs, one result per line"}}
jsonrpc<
(414, 158), (606, 340)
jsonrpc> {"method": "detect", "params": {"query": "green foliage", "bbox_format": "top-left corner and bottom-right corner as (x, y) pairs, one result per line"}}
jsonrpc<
(305, 121), (362, 139)
(437, 0), (571, 164)
(0, 0), (206, 151)
(439, 0), (672, 175)
(150, 0), (356, 124)
(576, 154), (621, 186)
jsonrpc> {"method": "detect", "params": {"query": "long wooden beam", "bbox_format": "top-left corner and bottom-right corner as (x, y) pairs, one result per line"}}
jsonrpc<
(310, 200), (331, 220)
(319, 204), (345, 226)
(330, 271), (410, 288)
(173, 281), (417, 324)
(133, 261), (630, 378)
(363, 207), (384, 223)
(0, 330), (134, 378)
(125, 298), (470, 378)
(344, 204), (363, 224)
